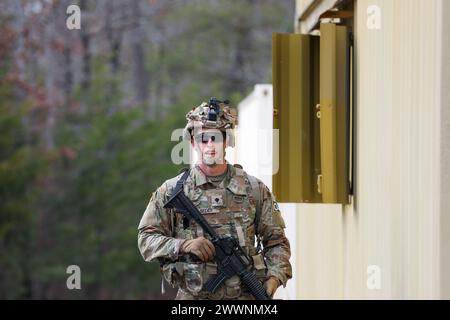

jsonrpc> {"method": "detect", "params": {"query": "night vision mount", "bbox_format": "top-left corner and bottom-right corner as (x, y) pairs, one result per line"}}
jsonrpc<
(208, 97), (229, 121)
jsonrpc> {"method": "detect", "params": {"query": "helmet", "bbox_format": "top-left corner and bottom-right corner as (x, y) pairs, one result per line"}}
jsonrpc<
(183, 98), (238, 147)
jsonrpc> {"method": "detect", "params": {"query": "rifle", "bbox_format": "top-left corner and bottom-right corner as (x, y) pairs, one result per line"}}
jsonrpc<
(163, 169), (270, 300)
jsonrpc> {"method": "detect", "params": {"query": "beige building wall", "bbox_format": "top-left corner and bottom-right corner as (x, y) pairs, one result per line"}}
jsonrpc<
(440, 0), (450, 300)
(291, 0), (450, 299)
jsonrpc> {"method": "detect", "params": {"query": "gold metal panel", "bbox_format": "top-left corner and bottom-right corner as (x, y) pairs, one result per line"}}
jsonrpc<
(319, 23), (350, 204)
(272, 33), (321, 203)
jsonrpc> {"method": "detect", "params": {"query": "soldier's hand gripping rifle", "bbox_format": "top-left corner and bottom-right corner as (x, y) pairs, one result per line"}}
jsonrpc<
(163, 169), (270, 300)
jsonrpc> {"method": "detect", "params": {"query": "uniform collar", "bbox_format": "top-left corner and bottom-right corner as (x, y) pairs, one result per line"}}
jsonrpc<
(192, 163), (234, 187)
(192, 164), (246, 195)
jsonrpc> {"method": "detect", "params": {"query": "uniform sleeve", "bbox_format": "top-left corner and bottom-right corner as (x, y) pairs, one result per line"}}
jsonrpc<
(137, 182), (186, 262)
(258, 183), (292, 287)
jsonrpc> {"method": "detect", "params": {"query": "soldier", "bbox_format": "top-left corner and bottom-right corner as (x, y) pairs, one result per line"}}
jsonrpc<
(138, 98), (292, 300)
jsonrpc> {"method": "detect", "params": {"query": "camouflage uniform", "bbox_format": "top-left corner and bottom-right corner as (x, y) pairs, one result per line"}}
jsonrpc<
(137, 99), (292, 300)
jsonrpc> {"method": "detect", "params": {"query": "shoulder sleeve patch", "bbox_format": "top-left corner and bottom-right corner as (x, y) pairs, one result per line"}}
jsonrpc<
(273, 200), (280, 212)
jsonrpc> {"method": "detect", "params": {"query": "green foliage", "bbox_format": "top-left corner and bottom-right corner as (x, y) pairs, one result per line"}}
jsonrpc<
(0, 67), (41, 300)
(55, 110), (177, 298)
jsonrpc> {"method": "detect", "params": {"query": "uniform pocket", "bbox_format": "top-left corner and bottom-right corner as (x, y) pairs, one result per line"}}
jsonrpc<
(202, 262), (225, 299)
(183, 263), (203, 295)
(224, 275), (241, 299)
(161, 262), (183, 287)
(251, 253), (267, 281)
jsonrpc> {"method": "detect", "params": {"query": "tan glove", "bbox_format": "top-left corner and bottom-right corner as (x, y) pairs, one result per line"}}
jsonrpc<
(180, 236), (215, 262)
(264, 276), (280, 298)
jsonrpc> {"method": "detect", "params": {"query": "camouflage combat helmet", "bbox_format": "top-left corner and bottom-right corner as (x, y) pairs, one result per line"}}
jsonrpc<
(183, 98), (238, 147)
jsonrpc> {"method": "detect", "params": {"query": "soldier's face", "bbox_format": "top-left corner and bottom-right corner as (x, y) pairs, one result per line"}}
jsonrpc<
(191, 128), (226, 166)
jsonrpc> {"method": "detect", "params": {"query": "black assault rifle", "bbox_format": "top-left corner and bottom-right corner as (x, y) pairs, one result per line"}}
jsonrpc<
(163, 169), (270, 300)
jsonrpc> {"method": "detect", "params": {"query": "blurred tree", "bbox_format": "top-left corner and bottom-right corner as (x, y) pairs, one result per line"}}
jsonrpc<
(0, 17), (41, 299)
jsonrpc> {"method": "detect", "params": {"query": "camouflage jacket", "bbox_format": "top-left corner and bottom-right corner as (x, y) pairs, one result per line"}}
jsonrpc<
(138, 163), (292, 298)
